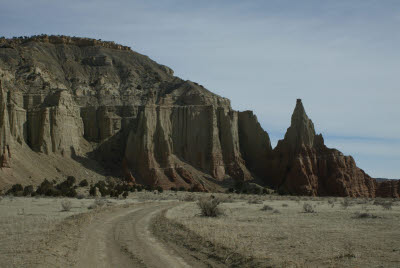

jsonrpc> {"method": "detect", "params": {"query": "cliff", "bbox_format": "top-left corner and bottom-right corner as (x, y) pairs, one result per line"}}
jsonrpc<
(0, 35), (261, 191)
(0, 35), (397, 196)
(265, 99), (399, 197)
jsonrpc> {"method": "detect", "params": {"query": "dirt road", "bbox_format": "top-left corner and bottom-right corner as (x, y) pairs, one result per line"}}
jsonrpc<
(73, 202), (195, 268)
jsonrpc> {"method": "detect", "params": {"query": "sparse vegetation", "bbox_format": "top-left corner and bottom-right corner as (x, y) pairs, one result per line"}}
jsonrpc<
(79, 179), (89, 187)
(261, 205), (274, 211)
(156, 186), (163, 193)
(61, 200), (72, 211)
(341, 198), (352, 209)
(88, 198), (107, 210)
(248, 198), (262, 204)
(182, 194), (196, 202)
(303, 203), (315, 213)
(354, 212), (379, 219)
(374, 199), (393, 210)
(5, 184), (23, 196)
(197, 196), (222, 217)
(23, 185), (34, 196)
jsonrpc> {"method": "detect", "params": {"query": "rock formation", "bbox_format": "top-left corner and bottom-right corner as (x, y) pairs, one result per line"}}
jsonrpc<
(265, 99), (399, 198)
(0, 35), (398, 196)
(0, 35), (254, 191)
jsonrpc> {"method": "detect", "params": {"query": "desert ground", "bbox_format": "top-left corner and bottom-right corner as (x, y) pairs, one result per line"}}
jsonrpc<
(0, 192), (399, 268)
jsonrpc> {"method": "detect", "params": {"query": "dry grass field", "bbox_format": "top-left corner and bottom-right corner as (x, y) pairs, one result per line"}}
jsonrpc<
(0, 194), (160, 267)
(0, 192), (399, 267)
(166, 194), (400, 267)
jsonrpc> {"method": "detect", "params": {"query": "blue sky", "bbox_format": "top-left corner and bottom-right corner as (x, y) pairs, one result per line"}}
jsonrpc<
(1, 0), (399, 178)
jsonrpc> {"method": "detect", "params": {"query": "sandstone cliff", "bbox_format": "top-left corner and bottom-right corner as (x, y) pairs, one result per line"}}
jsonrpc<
(0, 35), (256, 191)
(0, 35), (398, 196)
(266, 99), (399, 197)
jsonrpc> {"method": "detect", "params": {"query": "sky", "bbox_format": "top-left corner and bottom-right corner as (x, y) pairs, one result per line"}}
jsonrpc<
(0, 0), (399, 178)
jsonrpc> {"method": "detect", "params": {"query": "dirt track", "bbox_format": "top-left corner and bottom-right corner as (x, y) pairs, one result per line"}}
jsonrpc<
(73, 202), (194, 268)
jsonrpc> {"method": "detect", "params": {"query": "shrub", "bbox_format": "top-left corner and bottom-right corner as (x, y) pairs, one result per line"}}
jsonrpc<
(234, 181), (244, 191)
(248, 199), (262, 204)
(170, 187), (177, 192)
(250, 187), (262, 195)
(23, 185), (34, 196)
(262, 188), (270, 195)
(36, 179), (54, 195)
(76, 193), (85, 199)
(341, 198), (352, 209)
(277, 187), (289, 196)
(66, 176), (76, 186)
(61, 200), (72, 211)
(182, 194), (196, 202)
(89, 186), (97, 196)
(374, 199), (393, 210)
(178, 186), (186, 192)
(354, 212), (378, 219)
(6, 184), (23, 195)
(79, 179), (89, 187)
(145, 185), (154, 192)
(65, 188), (77, 198)
(261, 205), (274, 211)
(197, 196), (222, 217)
(88, 198), (106, 209)
(303, 203), (315, 213)
(381, 201), (393, 210)
(122, 191), (128, 199)
(156, 186), (164, 193)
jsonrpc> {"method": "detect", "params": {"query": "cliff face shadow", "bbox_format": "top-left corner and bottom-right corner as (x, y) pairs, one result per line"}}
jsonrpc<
(70, 131), (128, 178)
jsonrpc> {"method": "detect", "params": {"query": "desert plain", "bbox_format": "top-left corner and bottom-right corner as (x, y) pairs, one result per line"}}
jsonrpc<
(0, 191), (399, 268)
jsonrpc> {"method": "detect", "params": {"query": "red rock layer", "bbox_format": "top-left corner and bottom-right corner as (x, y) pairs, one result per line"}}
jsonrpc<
(265, 99), (399, 197)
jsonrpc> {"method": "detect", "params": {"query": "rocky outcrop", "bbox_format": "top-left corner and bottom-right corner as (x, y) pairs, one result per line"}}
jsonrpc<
(0, 36), (253, 191)
(266, 99), (399, 197)
(0, 35), (398, 196)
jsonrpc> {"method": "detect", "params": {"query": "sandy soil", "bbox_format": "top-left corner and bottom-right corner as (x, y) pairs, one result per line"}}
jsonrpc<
(0, 192), (211, 267)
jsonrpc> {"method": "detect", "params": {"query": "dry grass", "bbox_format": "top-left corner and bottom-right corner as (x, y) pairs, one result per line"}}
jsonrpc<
(166, 194), (400, 267)
(0, 194), (150, 267)
(303, 202), (316, 213)
(61, 199), (72, 211)
(197, 196), (223, 217)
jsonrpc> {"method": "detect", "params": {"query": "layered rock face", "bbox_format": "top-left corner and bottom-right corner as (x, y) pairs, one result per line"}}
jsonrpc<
(0, 35), (257, 190)
(0, 35), (398, 196)
(266, 99), (399, 198)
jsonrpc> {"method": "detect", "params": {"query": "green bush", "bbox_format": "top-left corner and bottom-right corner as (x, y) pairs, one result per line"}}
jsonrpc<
(66, 188), (77, 198)
(79, 179), (88, 187)
(66, 176), (76, 186)
(6, 184), (23, 195)
(156, 186), (163, 193)
(23, 185), (34, 196)
(89, 186), (97, 196)
(36, 179), (54, 195)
